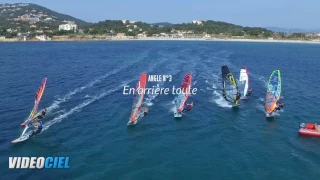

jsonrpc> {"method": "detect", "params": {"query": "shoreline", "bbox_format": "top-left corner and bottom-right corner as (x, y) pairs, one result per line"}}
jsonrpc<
(1, 37), (320, 44)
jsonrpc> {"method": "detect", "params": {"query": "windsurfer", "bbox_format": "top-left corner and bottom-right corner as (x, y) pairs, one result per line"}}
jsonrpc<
(143, 108), (148, 116)
(136, 107), (148, 120)
(247, 88), (253, 96)
(222, 90), (228, 101)
(182, 102), (193, 113)
(33, 109), (47, 121)
(275, 103), (284, 111)
(271, 102), (284, 114)
(235, 92), (241, 103)
(29, 121), (43, 138)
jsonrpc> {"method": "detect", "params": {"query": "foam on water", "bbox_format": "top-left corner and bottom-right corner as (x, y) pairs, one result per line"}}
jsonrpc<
(43, 80), (134, 131)
(212, 90), (232, 108)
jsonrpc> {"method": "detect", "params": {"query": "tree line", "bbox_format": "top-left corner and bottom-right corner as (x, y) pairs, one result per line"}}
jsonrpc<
(0, 19), (314, 39)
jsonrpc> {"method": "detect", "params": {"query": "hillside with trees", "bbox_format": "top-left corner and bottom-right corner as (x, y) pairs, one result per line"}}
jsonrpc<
(1, 3), (318, 40)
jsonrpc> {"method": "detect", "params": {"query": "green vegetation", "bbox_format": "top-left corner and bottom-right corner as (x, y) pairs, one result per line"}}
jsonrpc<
(0, 3), (317, 40)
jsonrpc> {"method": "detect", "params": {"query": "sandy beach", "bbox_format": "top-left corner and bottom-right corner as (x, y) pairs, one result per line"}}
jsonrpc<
(1, 36), (320, 44)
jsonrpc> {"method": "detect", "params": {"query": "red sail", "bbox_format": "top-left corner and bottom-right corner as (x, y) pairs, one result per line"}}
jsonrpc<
(129, 73), (147, 123)
(177, 73), (192, 112)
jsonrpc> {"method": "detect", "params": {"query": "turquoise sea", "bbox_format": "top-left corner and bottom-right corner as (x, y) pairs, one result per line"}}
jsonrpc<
(1, 41), (320, 180)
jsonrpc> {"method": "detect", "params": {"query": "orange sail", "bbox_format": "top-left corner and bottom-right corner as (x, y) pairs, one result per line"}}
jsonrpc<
(129, 73), (147, 124)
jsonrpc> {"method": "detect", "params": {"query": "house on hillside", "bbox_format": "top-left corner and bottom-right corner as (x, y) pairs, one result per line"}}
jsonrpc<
(29, 17), (39, 22)
(59, 21), (78, 32)
(44, 17), (53, 21)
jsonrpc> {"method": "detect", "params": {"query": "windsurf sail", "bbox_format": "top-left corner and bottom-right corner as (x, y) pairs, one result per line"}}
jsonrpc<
(238, 67), (249, 99)
(175, 73), (192, 113)
(129, 73), (147, 124)
(265, 70), (281, 114)
(21, 78), (47, 135)
(221, 65), (239, 103)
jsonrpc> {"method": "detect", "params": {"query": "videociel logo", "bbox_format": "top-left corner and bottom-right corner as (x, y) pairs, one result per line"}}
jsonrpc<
(9, 157), (70, 169)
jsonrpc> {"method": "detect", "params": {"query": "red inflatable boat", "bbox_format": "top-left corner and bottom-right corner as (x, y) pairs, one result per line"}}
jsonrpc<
(299, 123), (320, 137)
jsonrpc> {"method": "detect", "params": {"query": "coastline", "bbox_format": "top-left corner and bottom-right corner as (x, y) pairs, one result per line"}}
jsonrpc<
(1, 36), (320, 44)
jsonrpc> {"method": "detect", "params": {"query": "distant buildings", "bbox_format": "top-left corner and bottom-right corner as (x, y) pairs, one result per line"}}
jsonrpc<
(193, 20), (203, 25)
(59, 21), (78, 32)
(36, 35), (51, 41)
(122, 20), (137, 24)
(12, 15), (39, 22)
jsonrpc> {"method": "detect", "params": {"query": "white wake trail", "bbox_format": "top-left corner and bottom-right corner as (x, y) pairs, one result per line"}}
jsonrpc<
(43, 80), (134, 131)
(46, 69), (121, 112)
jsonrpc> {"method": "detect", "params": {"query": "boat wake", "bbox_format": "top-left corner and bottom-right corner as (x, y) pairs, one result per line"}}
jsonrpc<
(212, 90), (232, 108)
(47, 69), (124, 112)
(43, 80), (133, 132)
(46, 53), (151, 113)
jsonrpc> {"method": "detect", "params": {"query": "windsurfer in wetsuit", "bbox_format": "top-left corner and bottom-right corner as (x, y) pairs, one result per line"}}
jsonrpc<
(235, 92), (241, 104)
(247, 88), (253, 97)
(222, 90), (228, 101)
(272, 102), (284, 114)
(275, 103), (284, 111)
(29, 121), (43, 138)
(182, 102), (194, 113)
(143, 108), (148, 116)
(136, 107), (148, 120)
(33, 109), (47, 121)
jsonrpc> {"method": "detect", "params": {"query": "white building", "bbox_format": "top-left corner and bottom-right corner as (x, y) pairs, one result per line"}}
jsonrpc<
(59, 22), (78, 32)
(36, 35), (51, 41)
(204, 34), (211, 38)
(122, 20), (137, 24)
(44, 17), (52, 21)
(192, 20), (203, 25)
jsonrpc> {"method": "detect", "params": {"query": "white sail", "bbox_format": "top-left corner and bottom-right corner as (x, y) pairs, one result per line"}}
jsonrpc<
(238, 68), (249, 99)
